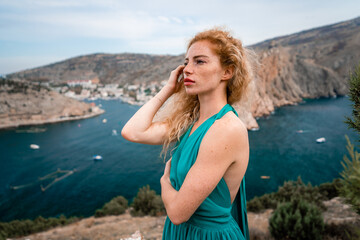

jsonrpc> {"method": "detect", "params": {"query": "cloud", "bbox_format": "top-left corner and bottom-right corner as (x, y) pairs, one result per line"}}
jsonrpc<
(1, 0), (359, 73)
(171, 17), (182, 24)
(158, 16), (170, 23)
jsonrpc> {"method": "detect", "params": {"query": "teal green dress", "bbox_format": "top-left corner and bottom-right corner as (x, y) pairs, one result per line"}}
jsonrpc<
(162, 104), (250, 240)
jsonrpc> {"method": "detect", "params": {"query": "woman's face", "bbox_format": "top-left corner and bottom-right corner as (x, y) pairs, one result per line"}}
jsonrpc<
(183, 40), (228, 96)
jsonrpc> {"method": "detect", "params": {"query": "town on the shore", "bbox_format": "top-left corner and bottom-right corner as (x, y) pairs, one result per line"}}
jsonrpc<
(47, 78), (167, 105)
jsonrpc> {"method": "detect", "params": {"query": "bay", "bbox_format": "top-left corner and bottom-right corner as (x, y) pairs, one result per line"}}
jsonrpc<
(0, 96), (357, 222)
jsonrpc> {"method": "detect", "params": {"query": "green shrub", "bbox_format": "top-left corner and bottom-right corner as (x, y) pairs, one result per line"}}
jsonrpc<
(247, 193), (277, 212)
(339, 135), (360, 214)
(269, 198), (324, 240)
(275, 176), (325, 210)
(318, 178), (342, 200)
(130, 185), (165, 216)
(95, 196), (128, 217)
(0, 215), (79, 240)
(247, 176), (325, 212)
(247, 197), (264, 212)
(323, 222), (360, 240)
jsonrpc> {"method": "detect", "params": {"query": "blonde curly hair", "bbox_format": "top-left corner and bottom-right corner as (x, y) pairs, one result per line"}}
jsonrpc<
(157, 27), (254, 159)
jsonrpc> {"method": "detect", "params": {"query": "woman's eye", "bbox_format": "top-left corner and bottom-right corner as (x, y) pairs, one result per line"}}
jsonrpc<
(184, 62), (188, 66)
(196, 60), (205, 64)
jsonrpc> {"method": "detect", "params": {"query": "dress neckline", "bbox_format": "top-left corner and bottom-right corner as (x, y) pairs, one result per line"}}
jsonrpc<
(188, 104), (230, 138)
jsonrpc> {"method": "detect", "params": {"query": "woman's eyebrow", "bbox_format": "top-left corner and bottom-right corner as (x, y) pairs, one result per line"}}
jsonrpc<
(184, 55), (210, 61)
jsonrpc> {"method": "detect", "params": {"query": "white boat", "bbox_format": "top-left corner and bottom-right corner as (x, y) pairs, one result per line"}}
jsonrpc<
(102, 119), (107, 123)
(30, 144), (40, 149)
(112, 129), (118, 136)
(93, 155), (103, 161)
(316, 137), (326, 143)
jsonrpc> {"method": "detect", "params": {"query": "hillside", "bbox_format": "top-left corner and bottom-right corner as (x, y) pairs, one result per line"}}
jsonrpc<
(6, 16), (360, 128)
(0, 79), (104, 129)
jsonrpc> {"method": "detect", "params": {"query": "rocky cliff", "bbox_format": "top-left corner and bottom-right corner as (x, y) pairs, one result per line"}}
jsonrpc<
(250, 16), (360, 119)
(0, 79), (104, 129)
(6, 16), (360, 129)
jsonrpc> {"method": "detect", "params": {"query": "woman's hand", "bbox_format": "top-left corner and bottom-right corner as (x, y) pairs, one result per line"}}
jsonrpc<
(165, 65), (185, 94)
(161, 158), (172, 184)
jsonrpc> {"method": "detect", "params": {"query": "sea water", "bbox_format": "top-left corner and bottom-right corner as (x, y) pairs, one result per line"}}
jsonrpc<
(0, 97), (357, 222)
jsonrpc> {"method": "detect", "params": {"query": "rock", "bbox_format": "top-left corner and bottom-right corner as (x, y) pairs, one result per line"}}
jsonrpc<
(323, 197), (360, 225)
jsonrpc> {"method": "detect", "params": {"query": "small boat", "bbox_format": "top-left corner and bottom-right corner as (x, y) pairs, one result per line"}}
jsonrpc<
(102, 119), (107, 123)
(260, 176), (270, 179)
(316, 137), (326, 143)
(93, 155), (103, 161)
(112, 129), (118, 136)
(30, 144), (40, 149)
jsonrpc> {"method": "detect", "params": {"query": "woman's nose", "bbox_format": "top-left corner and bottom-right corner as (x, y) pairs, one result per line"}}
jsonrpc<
(183, 63), (193, 75)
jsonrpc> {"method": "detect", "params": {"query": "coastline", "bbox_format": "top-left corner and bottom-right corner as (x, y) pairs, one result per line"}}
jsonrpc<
(0, 108), (105, 130)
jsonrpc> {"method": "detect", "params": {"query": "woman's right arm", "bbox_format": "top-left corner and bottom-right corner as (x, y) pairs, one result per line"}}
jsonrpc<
(121, 65), (184, 145)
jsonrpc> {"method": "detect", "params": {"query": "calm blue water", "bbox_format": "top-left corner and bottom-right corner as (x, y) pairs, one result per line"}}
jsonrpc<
(0, 97), (357, 222)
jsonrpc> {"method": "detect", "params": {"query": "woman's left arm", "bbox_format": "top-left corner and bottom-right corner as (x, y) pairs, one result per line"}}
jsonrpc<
(160, 118), (249, 225)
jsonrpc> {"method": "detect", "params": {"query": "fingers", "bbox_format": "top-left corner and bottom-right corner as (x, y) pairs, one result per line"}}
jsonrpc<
(170, 65), (185, 81)
(163, 159), (172, 175)
(166, 65), (185, 94)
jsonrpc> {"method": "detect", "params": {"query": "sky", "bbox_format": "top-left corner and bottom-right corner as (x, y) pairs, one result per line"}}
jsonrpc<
(0, 0), (359, 75)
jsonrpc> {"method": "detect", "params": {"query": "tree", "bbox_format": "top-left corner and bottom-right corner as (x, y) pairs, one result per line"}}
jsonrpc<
(339, 135), (360, 214)
(344, 63), (360, 140)
(340, 63), (360, 214)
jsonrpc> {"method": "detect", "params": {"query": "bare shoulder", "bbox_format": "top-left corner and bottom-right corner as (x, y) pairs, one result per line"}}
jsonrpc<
(212, 112), (248, 142)
(201, 111), (249, 153)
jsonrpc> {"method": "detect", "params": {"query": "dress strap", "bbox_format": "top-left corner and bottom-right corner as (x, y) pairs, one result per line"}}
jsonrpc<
(215, 104), (239, 120)
(231, 178), (250, 240)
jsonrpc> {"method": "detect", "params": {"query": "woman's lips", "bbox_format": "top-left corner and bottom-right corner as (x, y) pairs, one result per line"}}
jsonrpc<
(184, 78), (195, 86)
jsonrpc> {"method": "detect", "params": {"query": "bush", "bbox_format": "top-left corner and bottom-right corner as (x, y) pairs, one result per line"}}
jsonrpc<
(323, 222), (360, 240)
(95, 196), (128, 217)
(275, 176), (325, 210)
(318, 178), (342, 200)
(130, 185), (165, 216)
(247, 193), (277, 212)
(0, 215), (79, 240)
(247, 176), (326, 212)
(339, 135), (360, 214)
(269, 198), (324, 240)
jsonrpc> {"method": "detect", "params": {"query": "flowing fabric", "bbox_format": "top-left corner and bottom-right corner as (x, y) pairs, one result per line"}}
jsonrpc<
(162, 104), (250, 240)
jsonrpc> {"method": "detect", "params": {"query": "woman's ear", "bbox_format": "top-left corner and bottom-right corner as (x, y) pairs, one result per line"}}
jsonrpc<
(222, 66), (234, 81)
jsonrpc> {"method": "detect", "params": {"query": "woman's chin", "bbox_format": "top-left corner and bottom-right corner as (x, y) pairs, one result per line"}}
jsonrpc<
(184, 88), (198, 96)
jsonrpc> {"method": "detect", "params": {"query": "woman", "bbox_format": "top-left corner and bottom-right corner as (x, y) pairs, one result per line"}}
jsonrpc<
(122, 28), (253, 240)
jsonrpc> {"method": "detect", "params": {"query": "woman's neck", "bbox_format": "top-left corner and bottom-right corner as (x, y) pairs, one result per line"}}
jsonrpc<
(197, 91), (227, 123)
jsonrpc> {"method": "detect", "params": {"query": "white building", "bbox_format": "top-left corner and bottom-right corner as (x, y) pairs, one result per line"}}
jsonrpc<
(67, 80), (93, 88)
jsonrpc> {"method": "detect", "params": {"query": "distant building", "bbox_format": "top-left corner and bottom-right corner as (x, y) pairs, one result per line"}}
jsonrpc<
(127, 85), (138, 91)
(67, 80), (92, 88)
